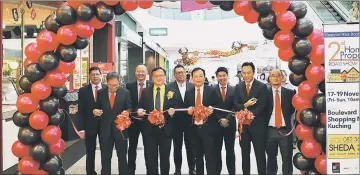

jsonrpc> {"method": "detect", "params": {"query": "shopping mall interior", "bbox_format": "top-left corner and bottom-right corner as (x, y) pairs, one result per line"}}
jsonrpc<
(1, 1), (359, 175)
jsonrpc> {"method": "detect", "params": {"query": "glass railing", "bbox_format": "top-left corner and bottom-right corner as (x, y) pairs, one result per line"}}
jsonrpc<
(307, 1), (341, 23)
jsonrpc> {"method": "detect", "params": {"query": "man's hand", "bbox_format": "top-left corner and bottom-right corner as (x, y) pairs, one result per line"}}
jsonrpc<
(137, 108), (146, 116)
(208, 106), (214, 115)
(219, 118), (229, 128)
(168, 108), (175, 116)
(93, 109), (103, 117)
(194, 120), (204, 126)
(188, 107), (194, 115)
(79, 130), (85, 140)
(244, 98), (257, 108)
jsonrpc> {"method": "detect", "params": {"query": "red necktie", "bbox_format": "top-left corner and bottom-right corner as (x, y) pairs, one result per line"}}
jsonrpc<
(138, 82), (144, 101)
(246, 83), (251, 96)
(221, 86), (226, 101)
(94, 85), (99, 101)
(275, 89), (282, 128)
(110, 92), (115, 109)
(196, 88), (201, 106)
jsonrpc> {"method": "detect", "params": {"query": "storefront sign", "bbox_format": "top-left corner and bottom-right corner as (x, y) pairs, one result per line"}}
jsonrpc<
(324, 23), (359, 174)
(121, 24), (142, 47)
(90, 63), (113, 74)
(149, 28), (167, 36)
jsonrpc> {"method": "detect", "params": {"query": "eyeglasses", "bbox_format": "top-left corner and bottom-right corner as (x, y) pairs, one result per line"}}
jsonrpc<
(270, 75), (282, 78)
(175, 71), (185, 75)
(153, 75), (165, 78)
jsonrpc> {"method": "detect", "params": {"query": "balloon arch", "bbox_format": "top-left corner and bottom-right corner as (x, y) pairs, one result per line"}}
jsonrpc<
(12, 1), (326, 174)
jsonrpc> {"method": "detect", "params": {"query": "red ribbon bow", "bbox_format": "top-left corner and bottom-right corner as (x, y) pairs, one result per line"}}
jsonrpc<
(235, 109), (255, 140)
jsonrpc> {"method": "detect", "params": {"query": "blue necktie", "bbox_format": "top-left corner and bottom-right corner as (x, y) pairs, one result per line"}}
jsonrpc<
(155, 87), (161, 111)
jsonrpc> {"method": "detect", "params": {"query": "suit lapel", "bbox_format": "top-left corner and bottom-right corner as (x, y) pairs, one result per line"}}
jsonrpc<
(215, 84), (222, 101)
(249, 80), (258, 99)
(134, 82), (139, 102)
(88, 85), (96, 103)
(189, 87), (196, 106)
(112, 89), (122, 111)
(149, 86), (154, 110)
(163, 86), (169, 110)
(225, 85), (231, 102)
(269, 88), (274, 113)
(281, 87), (285, 115)
(240, 82), (248, 101)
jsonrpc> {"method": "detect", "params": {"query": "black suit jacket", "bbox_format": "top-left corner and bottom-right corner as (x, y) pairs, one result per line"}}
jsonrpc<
(95, 87), (132, 139)
(167, 81), (194, 128)
(266, 86), (296, 132)
(137, 84), (176, 137)
(125, 80), (153, 112)
(184, 85), (218, 136)
(78, 83), (107, 136)
(212, 84), (236, 132)
(234, 79), (268, 134)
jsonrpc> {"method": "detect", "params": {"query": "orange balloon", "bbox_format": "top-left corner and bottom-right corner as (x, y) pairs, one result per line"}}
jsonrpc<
(315, 154), (326, 174)
(274, 30), (295, 49)
(104, 1), (119, 6)
(67, 1), (83, 9)
(57, 61), (76, 74)
(25, 43), (42, 61)
(244, 9), (259, 24)
(12, 141), (30, 158)
(18, 156), (40, 174)
(278, 47), (294, 62)
(45, 70), (67, 88)
(139, 0), (154, 9)
(33, 170), (49, 175)
(73, 20), (94, 39)
(233, 1), (252, 16)
(195, 0), (208, 5)
(29, 111), (49, 130)
(120, 0), (138, 11)
(295, 124), (314, 140)
(320, 113), (326, 126)
(88, 17), (106, 30)
(309, 44), (325, 65)
(37, 30), (59, 52)
(24, 58), (39, 68)
(301, 139), (322, 158)
(16, 93), (39, 114)
(57, 26), (77, 45)
(272, 0), (290, 13)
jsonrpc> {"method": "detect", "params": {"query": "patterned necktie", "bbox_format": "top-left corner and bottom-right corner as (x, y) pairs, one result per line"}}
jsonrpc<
(95, 85), (99, 101)
(221, 86), (226, 101)
(155, 87), (161, 111)
(110, 92), (115, 109)
(196, 88), (201, 106)
(246, 83), (251, 96)
(138, 82), (144, 101)
(275, 89), (282, 128)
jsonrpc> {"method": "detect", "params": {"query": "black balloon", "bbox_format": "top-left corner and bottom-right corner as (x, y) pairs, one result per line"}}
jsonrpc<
(318, 80), (325, 93)
(56, 5), (77, 25)
(39, 52), (60, 71)
(53, 168), (65, 175)
(300, 108), (320, 127)
(13, 111), (30, 127)
(304, 169), (321, 175)
(258, 12), (276, 30)
(43, 155), (63, 174)
(19, 76), (33, 92)
(30, 142), (49, 162)
(18, 127), (41, 145)
(288, 2), (307, 19)
(209, 1), (223, 5)
(51, 86), (68, 98)
(288, 56), (310, 74)
(293, 152), (315, 171)
(262, 27), (279, 40)
(76, 3), (95, 21)
(56, 44), (77, 63)
(297, 140), (303, 150)
(313, 125), (326, 144)
(113, 2), (126, 15)
(289, 73), (307, 86)
(73, 37), (89, 50)
(252, 1), (272, 15)
(40, 96), (60, 116)
(294, 18), (314, 38)
(219, 1), (234, 11)
(312, 93), (326, 113)
(95, 2), (114, 23)
(292, 38), (312, 57)
(24, 63), (46, 82)
(49, 110), (65, 126)
(45, 14), (61, 34)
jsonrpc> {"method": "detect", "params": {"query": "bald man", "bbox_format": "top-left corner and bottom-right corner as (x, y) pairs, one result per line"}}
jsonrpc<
(266, 69), (295, 175)
(126, 64), (153, 174)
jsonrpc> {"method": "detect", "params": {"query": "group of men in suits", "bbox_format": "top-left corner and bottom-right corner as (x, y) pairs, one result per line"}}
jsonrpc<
(78, 62), (296, 175)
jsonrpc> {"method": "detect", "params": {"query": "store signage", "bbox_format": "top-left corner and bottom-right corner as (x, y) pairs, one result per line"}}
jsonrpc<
(149, 28), (168, 36)
(121, 24), (142, 47)
(12, 8), (19, 21)
(90, 63), (113, 74)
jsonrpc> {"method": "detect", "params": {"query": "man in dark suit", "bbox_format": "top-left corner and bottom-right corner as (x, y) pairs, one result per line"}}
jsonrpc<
(234, 62), (268, 175)
(212, 67), (236, 175)
(78, 66), (107, 175)
(266, 69), (296, 175)
(168, 64), (195, 175)
(137, 67), (176, 175)
(184, 67), (217, 175)
(93, 72), (132, 175)
(125, 64), (152, 174)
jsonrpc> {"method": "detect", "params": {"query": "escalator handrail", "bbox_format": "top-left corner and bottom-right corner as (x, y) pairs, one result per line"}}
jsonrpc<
(319, 1), (341, 23)
(306, 1), (325, 24)
(327, 1), (351, 22)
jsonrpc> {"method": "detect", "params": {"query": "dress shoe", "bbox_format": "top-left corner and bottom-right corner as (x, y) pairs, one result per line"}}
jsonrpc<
(189, 169), (196, 175)
(173, 171), (181, 175)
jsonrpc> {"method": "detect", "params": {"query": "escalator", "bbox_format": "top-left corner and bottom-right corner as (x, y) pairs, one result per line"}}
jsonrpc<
(308, 1), (358, 23)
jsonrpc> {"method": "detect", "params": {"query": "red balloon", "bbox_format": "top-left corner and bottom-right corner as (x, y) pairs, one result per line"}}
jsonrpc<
(25, 43), (42, 61)
(292, 94), (312, 111)
(31, 81), (52, 100)
(12, 141), (30, 158)
(315, 154), (327, 174)
(18, 156), (40, 174)
(296, 111), (302, 124)
(16, 93), (39, 114)
(195, 0), (208, 5)
(29, 111), (49, 130)
(309, 44), (325, 65)
(301, 139), (322, 158)
(139, 0), (153, 9)
(296, 124), (314, 140)
(276, 11), (296, 31)
(307, 29), (324, 47)
(244, 9), (259, 24)
(45, 70), (67, 88)
(272, 0), (290, 13)
(305, 64), (325, 84)
(274, 30), (295, 49)
(320, 113), (326, 125)
(37, 30), (59, 52)
(278, 47), (295, 62)
(120, 1), (138, 11)
(57, 60), (76, 73)
(67, 1), (82, 9)
(104, 1), (119, 6)
(41, 125), (62, 145)
(49, 139), (66, 155)
(88, 17), (106, 30)
(73, 21), (94, 39)
(33, 170), (49, 175)
(24, 58), (39, 68)
(233, 1), (252, 16)
(57, 26), (77, 45)
(298, 80), (319, 100)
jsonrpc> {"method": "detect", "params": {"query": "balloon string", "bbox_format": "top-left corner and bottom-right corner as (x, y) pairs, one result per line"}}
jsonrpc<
(277, 124), (296, 136)
(60, 109), (82, 138)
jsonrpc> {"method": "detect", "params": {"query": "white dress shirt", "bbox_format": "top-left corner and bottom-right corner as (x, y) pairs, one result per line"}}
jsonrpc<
(269, 87), (286, 127)
(245, 79), (254, 89)
(219, 84), (227, 95)
(91, 83), (102, 101)
(137, 80), (147, 97)
(177, 81), (186, 101)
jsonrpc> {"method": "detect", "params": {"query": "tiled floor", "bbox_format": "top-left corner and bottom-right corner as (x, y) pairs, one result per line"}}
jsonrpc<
(66, 135), (301, 174)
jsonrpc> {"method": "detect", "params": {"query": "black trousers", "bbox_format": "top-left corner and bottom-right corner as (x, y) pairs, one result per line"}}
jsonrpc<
(215, 127), (236, 175)
(127, 120), (147, 172)
(145, 135), (172, 175)
(99, 124), (128, 175)
(239, 125), (267, 175)
(173, 125), (195, 172)
(85, 133), (99, 175)
(266, 127), (293, 175)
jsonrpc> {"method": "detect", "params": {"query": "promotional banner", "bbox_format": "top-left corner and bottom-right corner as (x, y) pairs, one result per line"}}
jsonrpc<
(181, 1), (215, 12)
(324, 23), (360, 174)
